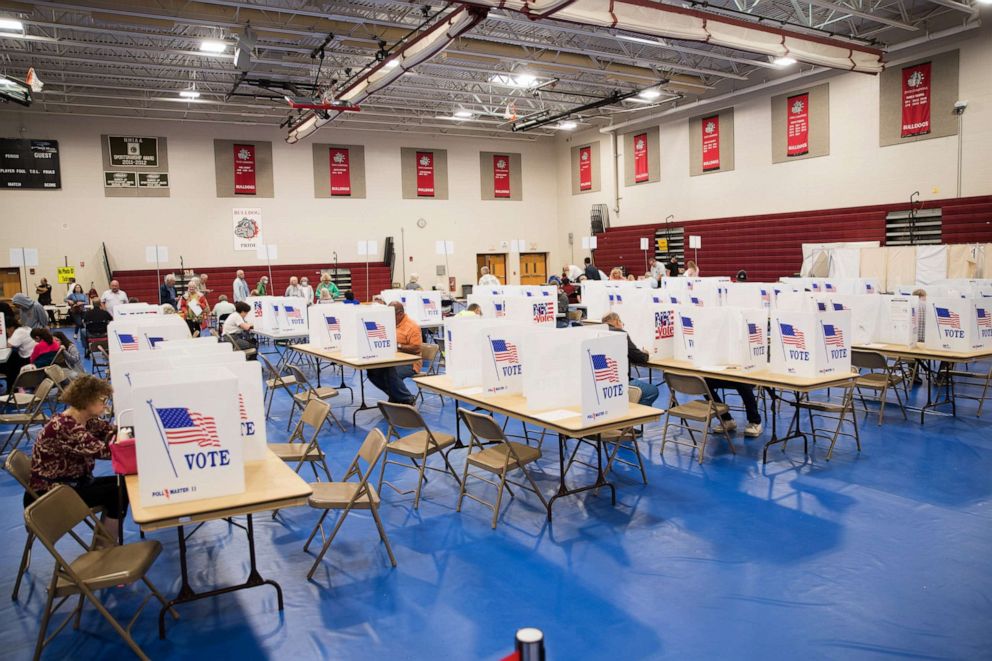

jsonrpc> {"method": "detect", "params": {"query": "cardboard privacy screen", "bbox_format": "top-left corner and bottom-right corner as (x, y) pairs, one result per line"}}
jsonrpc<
(108, 315), (191, 354)
(339, 305), (395, 359)
(308, 302), (346, 350)
(131, 367), (245, 507)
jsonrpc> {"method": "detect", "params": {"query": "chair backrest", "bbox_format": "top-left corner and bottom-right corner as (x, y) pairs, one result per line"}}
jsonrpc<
(378, 400), (426, 431)
(628, 385), (642, 404)
(44, 365), (68, 386)
(88, 339), (109, 355)
(34, 347), (61, 369)
(664, 372), (712, 398)
(258, 353), (290, 386)
(420, 344), (440, 373)
(285, 365), (313, 393)
(24, 485), (98, 552)
(299, 397), (330, 430)
(52, 348), (70, 368)
(26, 379), (55, 414)
(4, 449), (37, 498)
(852, 350), (887, 371)
(11, 367), (49, 393)
(459, 408), (506, 443)
(568, 310), (583, 321)
(356, 428), (387, 471)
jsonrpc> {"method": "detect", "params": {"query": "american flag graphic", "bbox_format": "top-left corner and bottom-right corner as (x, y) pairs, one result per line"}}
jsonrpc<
(825, 283), (835, 292)
(747, 323), (763, 344)
(422, 298), (437, 312)
(817, 302), (827, 311)
(238, 393), (248, 422)
(490, 339), (519, 363)
(780, 323), (806, 349)
(935, 307), (961, 329)
(494, 302), (505, 317)
(525, 291), (533, 297)
(977, 308), (991, 329)
(285, 305), (303, 321)
(866, 283), (874, 293)
(324, 315), (340, 333)
(691, 297), (703, 307)
(681, 316), (694, 335)
(812, 283), (820, 292)
(155, 407), (221, 448)
(823, 324), (845, 348)
(760, 289), (770, 306)
(591, 353), (620, 383)
(670, 296), (679, 304)
(253, 301), (263, 318)
(833, 303), (847, 311)
(146, 335), (165, 348)
(686, 281), (694, 291)
(117, 332), (139, 351)
(364, 320), (388, 339)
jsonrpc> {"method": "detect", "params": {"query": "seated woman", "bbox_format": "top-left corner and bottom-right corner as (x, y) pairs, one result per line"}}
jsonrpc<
(64, 283), (89, 331)
(52, 331), (83, 375)
(27, 375), (127, 540)
(29, 328), (61, 367)
(3, 314), (35, 389)
(343, 290), (360, 305)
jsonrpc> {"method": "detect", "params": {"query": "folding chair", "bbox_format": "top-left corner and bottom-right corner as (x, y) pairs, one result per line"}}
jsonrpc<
(258, 353), (298, 420)
(0, 379), (54, 455)
(414, 343), (444, 406)
(269, 398), (333, 482)
(1, 367), (50, 410)
(948, 361), (992, 417)
(377, 401), (460, 509)
(24, 485), (176, 661)
(457, 409), (548, 528)
(852, 350), (907, 425)
(564, 385), (647, 483)
(303, 428), (396, 579)
(660, 373), (736, 464)
(88, 341), (110, 378)
(284, 364), (345, 432)
(795, 383), (861, 461)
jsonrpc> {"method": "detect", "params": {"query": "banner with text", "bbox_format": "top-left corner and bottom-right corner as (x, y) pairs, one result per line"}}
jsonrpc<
(329, 147), (352, 196)
(901, 62), (931, 138)
(493, 154), (510, 198)
(578, 146), (592, 190)
(233, 143), (257, 195)
(633, 132), (649, 182)
(701, 115), (720, 171)
(416, 151), (435, 197)
(786, 93), (809, 157)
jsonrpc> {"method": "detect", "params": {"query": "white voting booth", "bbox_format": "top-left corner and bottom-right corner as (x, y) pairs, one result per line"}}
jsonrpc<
(505, 297), (557, 327)
(108, 315), (191, 354)
(308, 302), (346, 350)
(770, 310), (852, 378)
(614, 302), (676, 359)
(247, 296), (308, 333)
(922, 298), (992, 351)
(113, 303), (160, 317)
(338, 304), (396, 360)
(380, 289), (443, 326)
(131, 367), (246, 507)
(672, 306), (767, 370)
(479, 322), (527, 396)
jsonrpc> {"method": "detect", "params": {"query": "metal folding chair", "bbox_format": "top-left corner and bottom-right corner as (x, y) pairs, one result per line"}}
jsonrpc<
(852, 350), (907, 425)
(947, 361), (992, 417)
(269, 398), (334, 482)
(284, 364), (345, 433)
(414, 343), (444, 407)
(660, 373), (736, 464)
(303, 428), (396, 579)
(377, 401), (460, 509)
(0, 379), (54, 455)
(795, 383), (861, 461)
(258, 353), (298, 420)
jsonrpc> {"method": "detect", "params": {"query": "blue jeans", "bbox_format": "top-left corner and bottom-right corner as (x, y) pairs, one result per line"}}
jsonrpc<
(631, 378), (659, 406)
(366, 364), (417, 403)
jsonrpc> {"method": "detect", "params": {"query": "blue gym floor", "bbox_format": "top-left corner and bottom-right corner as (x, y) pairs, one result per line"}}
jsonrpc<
(1, 341), (990, 660)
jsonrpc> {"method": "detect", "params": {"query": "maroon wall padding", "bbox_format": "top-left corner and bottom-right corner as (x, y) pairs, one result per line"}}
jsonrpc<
(593, 194), (992, 282)
(113, 262), (392, 305)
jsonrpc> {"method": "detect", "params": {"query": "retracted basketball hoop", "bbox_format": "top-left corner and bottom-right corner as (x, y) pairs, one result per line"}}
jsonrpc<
(284, 96), (360, 112)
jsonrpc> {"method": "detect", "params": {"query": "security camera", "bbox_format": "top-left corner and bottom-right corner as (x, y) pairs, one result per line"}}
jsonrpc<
(953, 100), (968, 115)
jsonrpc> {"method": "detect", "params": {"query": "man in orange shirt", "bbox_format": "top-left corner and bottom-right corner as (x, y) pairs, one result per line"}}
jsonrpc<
(367, 302), (422, 405)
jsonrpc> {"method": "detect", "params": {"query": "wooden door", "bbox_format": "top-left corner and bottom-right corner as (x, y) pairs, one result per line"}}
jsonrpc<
(520, 253), (547, 286)
(476, 253), (507, 284)
(0, 268), (22, 300)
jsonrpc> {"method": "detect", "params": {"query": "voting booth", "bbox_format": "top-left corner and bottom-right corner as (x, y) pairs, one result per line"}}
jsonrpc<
(339, 304), (396, 360)
(113, 303), (160, 317)
(131, 367), (246, 507)
(875, 296), (919, 346)
(724, 283), (772, 310)
(479, 322), (528, 396)
(770, 310), (852, 377)
(579, 332), (629, 424)
(246, 296), (308, 333)
(443, 316), (488, 387)
(674, 306), (732, 365)
(280, 298), (309, 332)
(614, 301), (676, 359)
(108, 315), (191, 354)
(505, 297), (557, 327)
(726, 308), (769, 372)
(923, 298), (991, 351)
(466, 294), (508, 319)
(308, 302), (346, 350)
(379, 289), (443, 326)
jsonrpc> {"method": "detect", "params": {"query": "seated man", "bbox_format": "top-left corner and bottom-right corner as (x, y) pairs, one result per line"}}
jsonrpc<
(601, 313), (658, 406)
(455, 303), (482, 318)
(367, 302), (422, 405)
(212, 294), (237, 322)
(705, 379), (762, 437)
(82, 299), (113, 356)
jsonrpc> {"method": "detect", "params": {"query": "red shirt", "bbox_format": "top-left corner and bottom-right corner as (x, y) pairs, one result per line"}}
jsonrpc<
(30, 338), (60, 363)
(30, 413), (114, 492)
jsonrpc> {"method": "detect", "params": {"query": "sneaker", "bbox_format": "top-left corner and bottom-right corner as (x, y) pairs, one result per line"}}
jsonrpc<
(712, 419), (736, 433)
(743, 423), (763, 437)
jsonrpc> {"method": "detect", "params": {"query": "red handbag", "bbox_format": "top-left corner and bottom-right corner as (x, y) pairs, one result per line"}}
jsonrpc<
(110, 437), (138, 475)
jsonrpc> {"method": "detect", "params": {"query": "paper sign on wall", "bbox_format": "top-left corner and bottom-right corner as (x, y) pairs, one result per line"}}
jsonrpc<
(435, 240), (454, 255)
(145, 245), (169, 263)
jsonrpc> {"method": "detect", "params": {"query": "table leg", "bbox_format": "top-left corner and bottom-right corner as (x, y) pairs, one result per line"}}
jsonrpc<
(157, 514), (284, 639)
(350, 371), (377, 427)
(762, 389), (808, 464)
(547, 433), (616, 521)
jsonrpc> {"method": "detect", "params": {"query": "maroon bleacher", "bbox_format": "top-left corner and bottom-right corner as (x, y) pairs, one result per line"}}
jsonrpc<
(593, 194), (992, 282)
(113, 262), (393, 305)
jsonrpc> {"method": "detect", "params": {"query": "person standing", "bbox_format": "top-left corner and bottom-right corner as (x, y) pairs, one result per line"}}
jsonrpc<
(159, 274), (178, 309)
(665, 255), (681, 277)
(478, 266), (500, 287)
(583, 257), (601, 281)
(100, 280), (128, 317)
(12, 293), (49, 329)
(299, 276), (315, 305)
(179, 282), (209, 335)
(684, 260), (699, 278)
(404, 273), (423, 290)
(366, 302), (421, 405)
(252, 276), (269, 296)
(36, 278), (53, 306)
(233, 269), (250, 302)
(285, 276), (306, 298)
(315, 273), (340, 300)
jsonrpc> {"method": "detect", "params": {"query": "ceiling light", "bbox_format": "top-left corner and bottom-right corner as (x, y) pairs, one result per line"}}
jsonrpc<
(774, 56), (797, 67)
(489, 73), (537, 88)
(977, 0), (991, 4)
(638, 88), (662, 100)
(514, 73), (536, 88)
(385, 59), (400, 69)
(558, 120), (577, 130)
(616, 34), (658, 47)
(453, 109), (474, 118)
(0, 18), (24, 31)
(199, 40), (227, 53)
(179, 89), (201, 99)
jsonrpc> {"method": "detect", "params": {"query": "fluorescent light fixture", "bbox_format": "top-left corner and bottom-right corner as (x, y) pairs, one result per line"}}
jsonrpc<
(199, 40), (227, 53)
(0, 18), (24, 31)
(977, 0), (991, 5)
(489, 73), (537, 88)
(558, 120), (577, 130)
(514, 73), (536, 88)
(774, 56), (797, 67)
(453, 109), (474, 118)
(638, 88), (662, 100)
(385, 59), (400, 69)
(616, 34), (658, 46)
(179, 89), (200, 99)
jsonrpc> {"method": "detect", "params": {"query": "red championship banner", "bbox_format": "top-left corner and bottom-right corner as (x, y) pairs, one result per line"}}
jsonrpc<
(701, 115), (720, 171)
(416, 151), (435, 197)
(329, 147), (351, 196)
(786, 93), (809, 157)
(578, 146), (592, 190)
(901, 62), (931, 137)
(493, 154), (510, 198)
(633, 132), (649, 182)
(233, 143), (256, 195)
